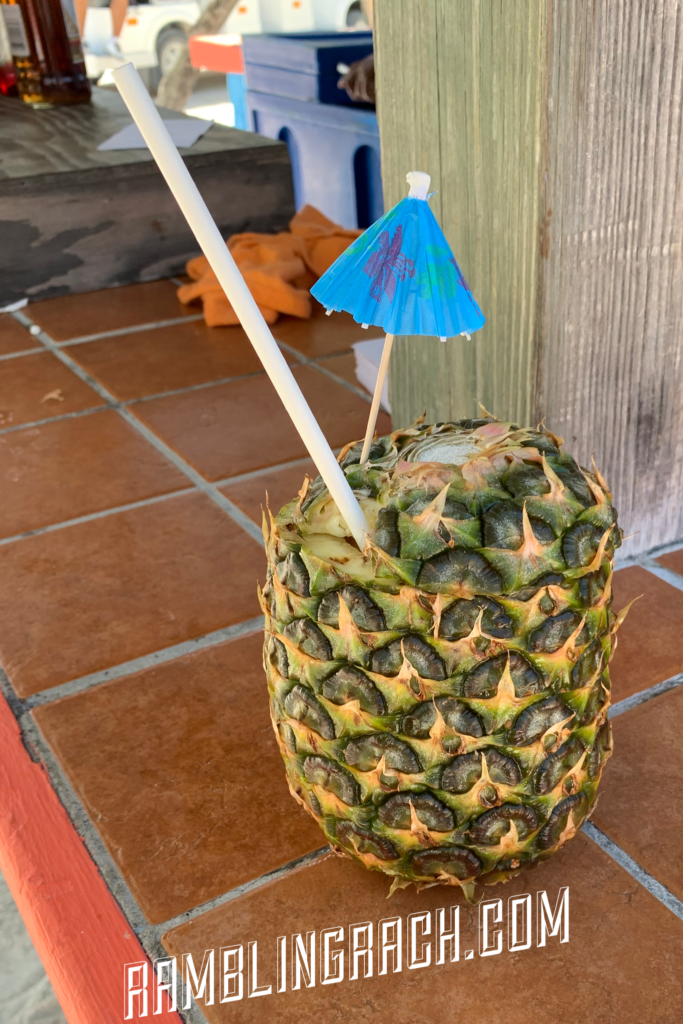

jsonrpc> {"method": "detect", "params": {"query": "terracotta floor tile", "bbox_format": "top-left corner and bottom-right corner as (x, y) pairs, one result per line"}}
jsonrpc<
(272, 305), (383, 359)
(162, 834), (682, 1024)
(33, 634), (323, 925)
(317, 352), (365, 390)
(0, 492), (264, 696)
(0, 352), (101, 429)
(65, 321), (296, 402)
(610, 567), (683, 701)
(221, 460), (318, 524)
(593, 685), (683, 901)
(0, 410), (188, 539)
(0, 315), (36, 356)
(132, 365), (390, 481)
(656, 546), (683, 578)
(28, 281), (195, 342)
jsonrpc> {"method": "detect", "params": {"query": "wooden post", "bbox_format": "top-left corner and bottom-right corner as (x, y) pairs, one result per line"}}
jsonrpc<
(375, 0), (683, 554)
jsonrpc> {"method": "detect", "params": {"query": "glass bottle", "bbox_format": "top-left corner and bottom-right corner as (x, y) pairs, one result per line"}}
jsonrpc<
(0, 1), (17, 94)
(0, 0), (90, 106)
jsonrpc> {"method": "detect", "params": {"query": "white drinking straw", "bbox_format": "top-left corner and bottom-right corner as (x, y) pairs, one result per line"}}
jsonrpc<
(112, 63), (368, 549)
(359, 333), (393, 464)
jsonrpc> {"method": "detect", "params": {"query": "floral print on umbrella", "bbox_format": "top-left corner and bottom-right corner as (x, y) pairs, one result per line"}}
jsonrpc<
(363, 225), (416, 302)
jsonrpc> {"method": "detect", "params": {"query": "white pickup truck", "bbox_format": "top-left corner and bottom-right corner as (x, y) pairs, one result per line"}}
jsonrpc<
(84, 0), (369, 88)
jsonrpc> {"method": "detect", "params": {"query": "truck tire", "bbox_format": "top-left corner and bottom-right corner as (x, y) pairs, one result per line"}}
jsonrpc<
(346, 2), (369, 28)
(149, 26), (188, 94)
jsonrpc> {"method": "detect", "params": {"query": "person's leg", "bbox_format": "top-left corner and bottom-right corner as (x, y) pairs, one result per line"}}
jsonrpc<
(74, 0), (88, 36)
(109, 0), (128, 38)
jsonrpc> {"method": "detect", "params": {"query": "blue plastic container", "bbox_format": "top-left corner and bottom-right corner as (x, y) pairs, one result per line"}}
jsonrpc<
(226, 72), (249, 131)
(247, 90), (382, 230)
(241, 31), (373, 107)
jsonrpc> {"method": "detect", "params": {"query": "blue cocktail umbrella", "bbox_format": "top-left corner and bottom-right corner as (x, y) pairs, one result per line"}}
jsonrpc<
(311, 171), (485, 462)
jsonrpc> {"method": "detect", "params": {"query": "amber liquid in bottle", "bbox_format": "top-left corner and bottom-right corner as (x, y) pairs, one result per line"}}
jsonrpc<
(0, 0), (90, 105)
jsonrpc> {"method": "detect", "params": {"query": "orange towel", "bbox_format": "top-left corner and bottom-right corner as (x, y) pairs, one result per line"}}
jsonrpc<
(177, 205), (362, 328)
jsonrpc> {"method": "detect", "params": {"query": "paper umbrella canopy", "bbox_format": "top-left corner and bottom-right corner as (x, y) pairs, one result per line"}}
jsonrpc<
(311, 171), (485, 340)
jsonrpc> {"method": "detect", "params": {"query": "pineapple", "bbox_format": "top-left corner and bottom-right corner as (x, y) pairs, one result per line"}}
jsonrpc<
(261, 418), (622, 894)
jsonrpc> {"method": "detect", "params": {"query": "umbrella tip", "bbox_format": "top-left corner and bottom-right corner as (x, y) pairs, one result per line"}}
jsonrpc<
(406, 171), (431, 200)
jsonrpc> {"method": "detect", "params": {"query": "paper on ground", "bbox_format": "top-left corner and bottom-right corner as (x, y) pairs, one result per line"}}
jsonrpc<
(98, 118), (213, 151)
(352, 338), (391, 415)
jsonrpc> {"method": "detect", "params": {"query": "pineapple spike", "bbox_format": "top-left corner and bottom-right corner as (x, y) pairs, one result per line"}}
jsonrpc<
(360, 755), (398, 793)
(465, 606), (501, 647)
(337, 437), (364, 463)
(476, 400), (499, 420)
(431, 592), (446, 639)
(498, 818), (522, 854)
(477, 655), (531, 731)
(295, 476), (311, 513)
(591, 453), (612, 499)
(541, 454), (568, 502)
(545, 426), (565, 448)
(611, 596), (641, 635)
(397, 640), (426, 699)
(408, 800), (440, 847)
(387, 877), (413, 898)
(581, 468), (607, 507)
(555, 808), (580, 848)
(520, 502), (547, 566)
(548, 749), (589, 802)
(555, 613), (587, 664)
(332, 697), (364, 733)
(414, 483), (451, 529)
(595, 567), (614, 609)
(428, 699), (447, 748)
(566, 525), (613, 579)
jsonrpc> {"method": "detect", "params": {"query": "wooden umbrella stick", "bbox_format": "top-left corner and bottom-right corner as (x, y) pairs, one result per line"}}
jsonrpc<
(360, 333), (393, 464)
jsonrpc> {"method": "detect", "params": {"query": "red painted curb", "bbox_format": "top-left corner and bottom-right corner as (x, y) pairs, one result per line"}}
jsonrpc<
(0, 691), (182, 1023)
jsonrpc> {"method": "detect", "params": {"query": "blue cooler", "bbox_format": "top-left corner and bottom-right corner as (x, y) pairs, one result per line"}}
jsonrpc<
(242, 32), (383, 230)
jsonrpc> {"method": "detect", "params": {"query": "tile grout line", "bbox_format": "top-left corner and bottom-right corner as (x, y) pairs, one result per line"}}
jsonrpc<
(213, 452), (327, 488)
(615, 536), (683, 570)
(636, 552), (683, 594)
(608, 671), (683, 719)
(2, 313), (205, 355)
(123, 369), (268, 406)
(0, 487), (194, 548)
(646, 538), (683, 558)
(12, 311), (264, 545)
(143, 847), (331, 942)
(0, 448), (333, 548)
(23, 617), (265, 709)
(0, 404), (110, 437)
(58, 313), (205, 346)
(583, 821), (683, 921)
(0, 345), (44, 362)
(276, 336), (373, 404)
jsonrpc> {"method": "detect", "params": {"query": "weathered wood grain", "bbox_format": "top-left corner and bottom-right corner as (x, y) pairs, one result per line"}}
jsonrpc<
(0, 89), (295, 304)
(375, 0), (683, 553)
(0, 87), (277, 180)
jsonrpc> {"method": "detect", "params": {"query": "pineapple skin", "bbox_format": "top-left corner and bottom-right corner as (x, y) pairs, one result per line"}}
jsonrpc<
(261, 420), (621, 891)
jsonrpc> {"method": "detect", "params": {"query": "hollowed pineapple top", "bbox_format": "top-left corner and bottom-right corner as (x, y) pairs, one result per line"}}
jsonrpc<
(261, 419), (622, 894)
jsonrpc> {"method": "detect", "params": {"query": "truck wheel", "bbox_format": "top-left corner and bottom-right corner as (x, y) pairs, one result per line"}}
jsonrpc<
(149, 26), (188, 94)
(346, 2), (369, 28)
